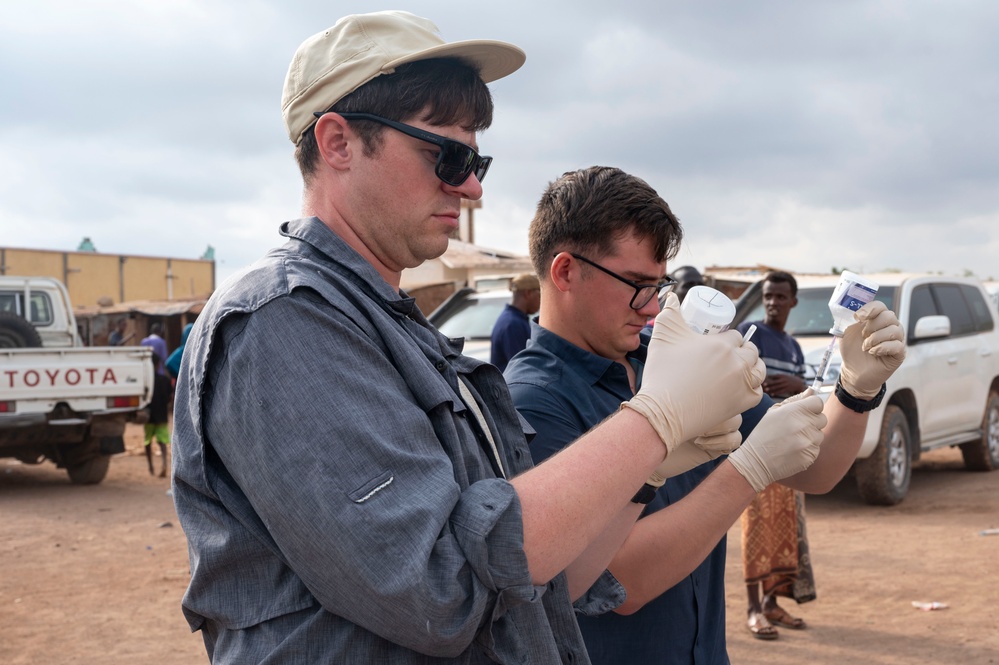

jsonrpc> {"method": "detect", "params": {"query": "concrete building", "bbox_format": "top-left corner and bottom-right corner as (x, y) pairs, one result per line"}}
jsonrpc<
(0, 245), (215, 309)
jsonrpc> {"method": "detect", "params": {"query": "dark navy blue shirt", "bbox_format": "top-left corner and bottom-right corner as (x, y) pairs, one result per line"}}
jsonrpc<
(505, 323), (770, 665)
(490, 304), (531, 371)
(736, 321), (805, 381)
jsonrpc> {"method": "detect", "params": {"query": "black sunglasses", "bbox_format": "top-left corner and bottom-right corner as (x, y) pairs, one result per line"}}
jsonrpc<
(313, 111), (492, 187)
(567, 253), (677, 310)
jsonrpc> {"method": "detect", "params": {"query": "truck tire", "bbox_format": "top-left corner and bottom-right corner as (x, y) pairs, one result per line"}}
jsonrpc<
(960, 390), (999, 471)
(63, 437), (113, 485)
(854, 405), (912, 505)
(0, 311), (42, 348)
(66, 454), (112, 485)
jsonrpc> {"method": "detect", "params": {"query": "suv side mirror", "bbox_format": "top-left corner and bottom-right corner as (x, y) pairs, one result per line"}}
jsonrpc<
(912, 315), (950, 340)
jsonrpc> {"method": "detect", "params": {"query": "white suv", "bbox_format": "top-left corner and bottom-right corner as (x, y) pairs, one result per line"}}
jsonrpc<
(427, 288), (513, 362)
(732, 273), (999, 505)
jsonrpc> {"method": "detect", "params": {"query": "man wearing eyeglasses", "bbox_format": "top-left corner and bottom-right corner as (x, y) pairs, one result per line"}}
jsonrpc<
(171, 13), (776, 664)
(504, 166), (906, 664)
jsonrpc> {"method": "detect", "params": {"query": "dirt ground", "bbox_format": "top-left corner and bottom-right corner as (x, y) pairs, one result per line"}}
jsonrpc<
(2, 424), (997, 665)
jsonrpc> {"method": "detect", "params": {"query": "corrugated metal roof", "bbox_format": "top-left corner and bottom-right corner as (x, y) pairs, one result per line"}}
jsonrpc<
(75, 298), (207, 317)
(437, 240), (532, 270)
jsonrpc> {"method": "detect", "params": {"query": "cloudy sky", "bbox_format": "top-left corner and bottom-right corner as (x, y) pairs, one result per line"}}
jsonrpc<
(3, 0), (997, 285)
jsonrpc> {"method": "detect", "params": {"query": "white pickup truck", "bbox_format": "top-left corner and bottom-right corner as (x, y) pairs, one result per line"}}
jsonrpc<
(0, 276), (153, 484)
(732, 273), (999, 505)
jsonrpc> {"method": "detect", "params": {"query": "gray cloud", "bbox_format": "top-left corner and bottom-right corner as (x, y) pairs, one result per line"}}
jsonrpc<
(2, 0), (997, 283)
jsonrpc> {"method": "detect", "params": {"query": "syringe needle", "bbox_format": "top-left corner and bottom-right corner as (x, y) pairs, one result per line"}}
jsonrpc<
(811, 336), (838, 390)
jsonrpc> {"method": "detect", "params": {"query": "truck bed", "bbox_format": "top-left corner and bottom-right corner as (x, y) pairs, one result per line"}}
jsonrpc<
(1, 346), (154, 417)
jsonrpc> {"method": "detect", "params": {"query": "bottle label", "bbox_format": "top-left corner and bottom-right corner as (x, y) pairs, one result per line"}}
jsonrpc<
(686, 322), (730, 335)
(836, 282), (878, 312)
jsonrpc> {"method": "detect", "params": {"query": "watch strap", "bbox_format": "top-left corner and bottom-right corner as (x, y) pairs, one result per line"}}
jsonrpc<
(631, 483), (659, 504)
(835, 381), (887, 413)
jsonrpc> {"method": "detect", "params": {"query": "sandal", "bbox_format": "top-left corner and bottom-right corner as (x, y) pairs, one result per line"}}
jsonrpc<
(747, 611), (779, 640)
(764, 604), (806, 630)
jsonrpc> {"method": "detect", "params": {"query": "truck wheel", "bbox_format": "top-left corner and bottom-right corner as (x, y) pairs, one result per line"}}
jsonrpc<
(854, 405), (912, 505)
(0, 311), (42, 348)
(62, 437), (113, 485)
(66, 454), (111, 485)
(960, 390), (999, 471)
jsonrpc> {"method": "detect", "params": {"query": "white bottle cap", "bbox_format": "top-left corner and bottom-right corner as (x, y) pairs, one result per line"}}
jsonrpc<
(680, 285), (736, 334)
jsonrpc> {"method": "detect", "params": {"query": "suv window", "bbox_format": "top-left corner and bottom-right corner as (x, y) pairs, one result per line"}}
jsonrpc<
(434, 297), (508, 340)
(960, 284), (995, 333)
(908, 285), (937, 340)
(933, 283), (975, 337)
(736, 284), (896, 337)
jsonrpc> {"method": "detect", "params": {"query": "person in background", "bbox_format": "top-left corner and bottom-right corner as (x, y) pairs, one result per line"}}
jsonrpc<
(165, 322), (194, 380)
(144, 353), (173, 479)
(170, 13), (765, 663)
(669, 265), (705, 303)
(504, 166), (906, 664)
(735, 270), (813, 640)
(490, 272), (541, 371)
(108, 318), (132, 346)
(140, 323), (168, 376)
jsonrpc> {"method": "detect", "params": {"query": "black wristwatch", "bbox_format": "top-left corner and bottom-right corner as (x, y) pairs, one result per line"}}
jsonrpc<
(834, 380), (887, 413)
(631, 483), (659, 505)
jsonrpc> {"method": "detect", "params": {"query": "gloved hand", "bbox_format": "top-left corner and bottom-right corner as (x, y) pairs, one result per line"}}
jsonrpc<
(692, 414), (744, 457)
(647, 415), (743, 485)
(727, 389), (827, 492)
(838, 301), (906, 399)
(623, 292), (765, 458)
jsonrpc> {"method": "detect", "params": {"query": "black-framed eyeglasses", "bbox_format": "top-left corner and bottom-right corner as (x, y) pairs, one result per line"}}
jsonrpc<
(567, 253), (677, 310)
(313, 111), (492, 187)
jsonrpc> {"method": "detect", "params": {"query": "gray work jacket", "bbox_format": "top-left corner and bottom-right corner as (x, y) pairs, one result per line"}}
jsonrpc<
(171, 217), (594, 664)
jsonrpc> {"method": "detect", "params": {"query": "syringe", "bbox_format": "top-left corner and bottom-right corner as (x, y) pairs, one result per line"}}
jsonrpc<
(811, 336), (838, 391)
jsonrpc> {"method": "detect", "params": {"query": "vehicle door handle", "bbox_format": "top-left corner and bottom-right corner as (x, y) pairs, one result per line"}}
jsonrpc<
(980, 349), (993, 358)
(947, 356), (958, 365)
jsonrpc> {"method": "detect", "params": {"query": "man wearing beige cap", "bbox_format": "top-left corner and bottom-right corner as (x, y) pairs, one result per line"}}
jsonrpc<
(171, 11), (774, 663)
(490, 273), (541, 371)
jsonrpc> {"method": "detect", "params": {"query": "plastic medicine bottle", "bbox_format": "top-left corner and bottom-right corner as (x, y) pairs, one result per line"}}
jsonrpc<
(827, 271), (879, 336)
(679, 285), (736, 334)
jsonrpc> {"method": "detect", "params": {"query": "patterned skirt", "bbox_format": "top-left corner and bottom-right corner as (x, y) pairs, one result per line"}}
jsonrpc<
(741, 484), (816, 603)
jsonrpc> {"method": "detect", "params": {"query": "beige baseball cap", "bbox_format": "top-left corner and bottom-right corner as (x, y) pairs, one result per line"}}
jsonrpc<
(281, 11), (527, 145)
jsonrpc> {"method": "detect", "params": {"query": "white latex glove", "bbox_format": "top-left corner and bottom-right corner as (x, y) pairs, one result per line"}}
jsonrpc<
(838, 301), (906, 399)
(692, 414), (744, 457)
(647, 415), (743, 486)
(623, 292), (765, 458)
(727, 389), (827, 492)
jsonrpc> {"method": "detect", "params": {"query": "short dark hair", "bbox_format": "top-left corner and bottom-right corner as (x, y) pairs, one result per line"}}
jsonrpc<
(295, 58), (495, 183)
(670, 265), (704, 285)
(764, 270), (798, 297)
(528, 166), (683, 280)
